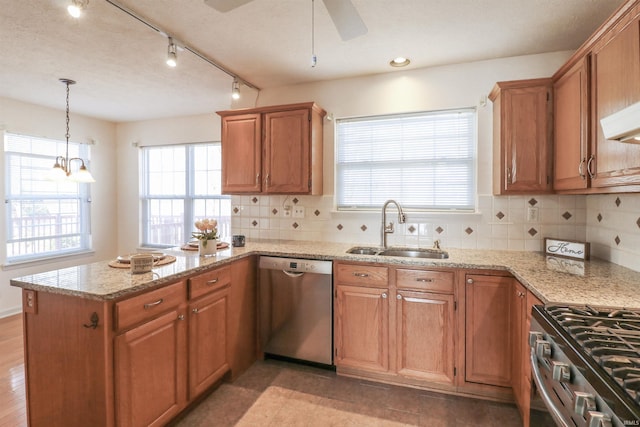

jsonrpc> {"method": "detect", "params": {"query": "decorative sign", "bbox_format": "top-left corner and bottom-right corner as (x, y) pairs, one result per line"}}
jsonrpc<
(544, 238), (590, 261)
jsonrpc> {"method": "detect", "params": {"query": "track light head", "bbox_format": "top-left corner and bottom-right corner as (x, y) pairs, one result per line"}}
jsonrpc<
(231, 79), (240, 100)
(67, 0), (89, 18)
(166, 38), (177, 67)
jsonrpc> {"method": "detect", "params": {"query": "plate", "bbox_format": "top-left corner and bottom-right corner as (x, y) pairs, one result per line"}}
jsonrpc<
(116, 252), (166, 264)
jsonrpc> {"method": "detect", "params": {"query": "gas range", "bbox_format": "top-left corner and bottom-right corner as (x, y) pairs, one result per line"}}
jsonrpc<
(530, 304), (640, 427)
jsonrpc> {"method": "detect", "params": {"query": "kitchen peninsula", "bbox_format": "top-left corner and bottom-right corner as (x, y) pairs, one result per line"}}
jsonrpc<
(11, 241), (640, 426)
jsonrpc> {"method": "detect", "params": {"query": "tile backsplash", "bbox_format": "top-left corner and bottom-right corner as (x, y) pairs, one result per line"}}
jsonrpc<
(230, 194), (588, 253)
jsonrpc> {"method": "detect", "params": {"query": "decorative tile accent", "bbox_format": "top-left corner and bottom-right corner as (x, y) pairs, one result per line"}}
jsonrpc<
(528, 198), (538, 206)
(272, 208), (278, 215)
(528, 228), (538, 237)
(615, 235), (621, 246)
(562, 211), (572, 220)
(251, 197), (258, 204)
(615, 197), (621, 207)
(435, 226), (444, 234)
(597, 213), (603, 223)
(233, 207), (239, 214)
(292, 197), (299, 204)
(408, 225), (416, 233)
(314, 210), (320, 217)
(251, 220), (258, 227)
(496, 211), (505, 220)
(465, 227), (473, 235)
(360, 225), (367, 232)
(292, 222), (299, 229)
(337, 224), (343, 231)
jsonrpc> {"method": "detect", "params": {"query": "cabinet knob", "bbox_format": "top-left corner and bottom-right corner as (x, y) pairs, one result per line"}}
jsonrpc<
(466, 278), (474, 284)
(178, 314), (185, 321)
(192, 308), (199, 314)
(381, 293), (388, 299)
(396, 294), (402, 300)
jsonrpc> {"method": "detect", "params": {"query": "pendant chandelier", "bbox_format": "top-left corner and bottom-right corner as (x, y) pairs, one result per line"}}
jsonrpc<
(50, 78), (95, 183)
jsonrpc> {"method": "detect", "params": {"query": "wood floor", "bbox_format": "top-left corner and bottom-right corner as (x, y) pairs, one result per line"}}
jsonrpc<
(0, 314), (26, 427)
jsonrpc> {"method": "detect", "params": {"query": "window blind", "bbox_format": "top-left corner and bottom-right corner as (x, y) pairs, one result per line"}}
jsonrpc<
(336, 108), (477, 210)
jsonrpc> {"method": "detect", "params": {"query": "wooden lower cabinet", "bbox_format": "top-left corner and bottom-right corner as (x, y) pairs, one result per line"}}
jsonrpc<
(115, 306), (188, 427)
(335, 284), (390, 372)
(188, 286), (229, 399)
(464, 274), (512, 388)
(20, 257), (256, 427)
(396, 290), (455, 384)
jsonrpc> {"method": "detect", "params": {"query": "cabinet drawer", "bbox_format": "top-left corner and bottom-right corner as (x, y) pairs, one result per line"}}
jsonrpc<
(115, 281), (186, 332)
(189, 266), (231, 300)
(396, 269), (454, 293)
(335, 263), (388, 287)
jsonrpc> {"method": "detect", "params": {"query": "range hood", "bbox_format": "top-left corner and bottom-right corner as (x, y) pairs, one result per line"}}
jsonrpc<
(600, 101), (640, 143)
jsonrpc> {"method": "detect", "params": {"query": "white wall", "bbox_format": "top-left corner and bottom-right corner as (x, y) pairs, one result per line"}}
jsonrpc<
(0, 97), (118, 317)
(115, 113), (224, 254)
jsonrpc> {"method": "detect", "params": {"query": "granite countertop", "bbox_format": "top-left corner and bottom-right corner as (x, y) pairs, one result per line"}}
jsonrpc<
(9, 240), (640, 308)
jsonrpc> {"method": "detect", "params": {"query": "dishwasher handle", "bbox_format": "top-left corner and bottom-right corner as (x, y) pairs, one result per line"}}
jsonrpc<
(283, 270), (305, 278)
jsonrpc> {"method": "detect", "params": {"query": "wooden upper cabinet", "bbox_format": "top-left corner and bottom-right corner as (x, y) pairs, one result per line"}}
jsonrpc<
(218, 102), (326, 195)
(553, 56), (590, 191)
(591, 8), (640, 189)
(490, 78), (553, 194)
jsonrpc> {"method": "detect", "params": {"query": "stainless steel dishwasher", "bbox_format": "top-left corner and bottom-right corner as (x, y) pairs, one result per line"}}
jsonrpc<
(258, 256), (333, 366)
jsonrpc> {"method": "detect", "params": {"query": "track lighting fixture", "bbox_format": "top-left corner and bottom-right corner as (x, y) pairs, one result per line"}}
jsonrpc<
(67, 0), (89, 18)
(50, 79), (95, 183)
(231, 78), (240, 100)
(166, 38), (177, 67)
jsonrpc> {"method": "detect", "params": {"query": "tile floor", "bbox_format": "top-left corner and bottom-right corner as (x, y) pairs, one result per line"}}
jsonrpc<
(174, 359), (523, 426)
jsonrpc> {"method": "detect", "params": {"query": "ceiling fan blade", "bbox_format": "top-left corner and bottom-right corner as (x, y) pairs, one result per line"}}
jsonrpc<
(321, 0), (367, 41)
(204, 0), (254, 13)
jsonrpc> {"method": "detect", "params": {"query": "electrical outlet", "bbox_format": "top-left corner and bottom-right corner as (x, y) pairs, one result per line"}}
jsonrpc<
(293, 206), (305, 218)
(527, 207), (539, 222)
(283, 205), (292, 217)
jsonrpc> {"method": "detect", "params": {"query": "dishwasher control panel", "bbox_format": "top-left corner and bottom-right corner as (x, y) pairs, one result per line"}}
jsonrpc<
(259, 256), (333, 274)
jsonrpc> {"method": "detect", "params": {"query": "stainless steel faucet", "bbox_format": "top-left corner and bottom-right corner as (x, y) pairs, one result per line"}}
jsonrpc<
(380, 199), (406, 249)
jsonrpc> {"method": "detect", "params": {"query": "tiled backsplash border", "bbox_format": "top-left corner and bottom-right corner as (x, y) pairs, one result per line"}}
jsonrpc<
(230, 193), (639, 271)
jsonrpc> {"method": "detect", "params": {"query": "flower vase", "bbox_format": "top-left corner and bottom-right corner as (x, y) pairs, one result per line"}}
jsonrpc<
(198, 239), (217, 257)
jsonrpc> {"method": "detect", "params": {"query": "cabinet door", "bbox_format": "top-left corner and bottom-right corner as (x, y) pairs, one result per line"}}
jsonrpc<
(115, 308), (187, 427)
(335, 284), (389, 372)
(592, 17), (640, 188)
(511, 281), (527, 417)
(554, 57), (590, 191)
(464, 274), (512, 388)
(188, 287), (229, 399)
(263, 108), (310, 193)
(221, 113), (262, 193)
(396, 290), (455, 385)
(491, 79), (553, 194)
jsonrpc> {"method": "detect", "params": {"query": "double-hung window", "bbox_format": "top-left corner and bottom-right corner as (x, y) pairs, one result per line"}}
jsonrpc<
(4, 132), (92, 263)
(335, 108), (477, 211)
(140, 142), (230, 248)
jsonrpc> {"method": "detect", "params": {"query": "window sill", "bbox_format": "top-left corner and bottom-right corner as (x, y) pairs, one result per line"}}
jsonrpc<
(2, 250), (96, 271)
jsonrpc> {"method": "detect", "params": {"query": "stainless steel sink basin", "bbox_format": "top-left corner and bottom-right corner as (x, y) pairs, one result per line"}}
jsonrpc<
(346, 246), (449, 259)
(378, 248), (449, 259)
(346, 246), (380, 255)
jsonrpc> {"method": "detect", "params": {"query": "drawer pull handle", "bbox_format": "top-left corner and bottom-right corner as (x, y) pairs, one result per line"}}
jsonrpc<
(206, 278), (219, 285)
(353, 272), (369, 278)
(416, 278), (433, 283)
(143, 298), (164, 309)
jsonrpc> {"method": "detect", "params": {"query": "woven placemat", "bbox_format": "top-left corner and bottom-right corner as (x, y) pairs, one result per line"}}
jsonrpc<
(180, 242), (229, 251)
(108, 255), (177, 269)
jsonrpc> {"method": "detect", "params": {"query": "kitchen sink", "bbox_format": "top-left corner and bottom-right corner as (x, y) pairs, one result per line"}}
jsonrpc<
(346, 246), (449, 259)
(346, 246), (380, 255)
(378, 248), (449, 259)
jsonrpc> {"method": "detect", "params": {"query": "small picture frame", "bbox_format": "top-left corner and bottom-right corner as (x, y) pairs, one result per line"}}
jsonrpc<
(544, 237), (590, 261)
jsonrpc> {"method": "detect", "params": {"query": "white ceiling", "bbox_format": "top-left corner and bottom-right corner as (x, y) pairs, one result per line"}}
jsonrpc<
(0, 0), (625, 122)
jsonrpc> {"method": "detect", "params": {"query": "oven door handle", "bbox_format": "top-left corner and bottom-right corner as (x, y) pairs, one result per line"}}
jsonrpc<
(530, 348), (572, 427)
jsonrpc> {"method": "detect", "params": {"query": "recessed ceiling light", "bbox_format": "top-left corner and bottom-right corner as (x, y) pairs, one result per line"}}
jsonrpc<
(390, 57), (410, 67)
